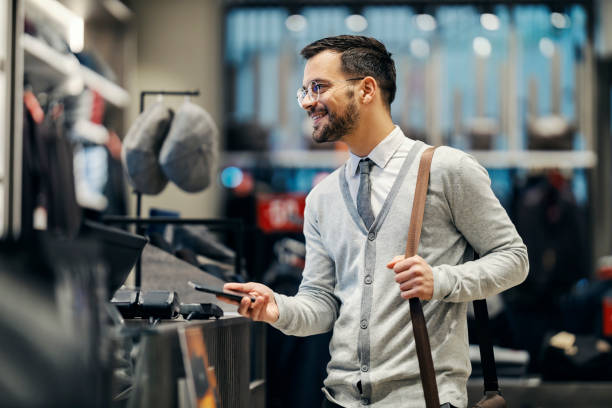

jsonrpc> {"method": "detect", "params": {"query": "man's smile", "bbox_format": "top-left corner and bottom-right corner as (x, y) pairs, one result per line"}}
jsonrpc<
(310, 108), (328, 127)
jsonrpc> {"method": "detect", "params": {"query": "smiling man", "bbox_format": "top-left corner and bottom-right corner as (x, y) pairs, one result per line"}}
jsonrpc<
(220, 36), (528, 408)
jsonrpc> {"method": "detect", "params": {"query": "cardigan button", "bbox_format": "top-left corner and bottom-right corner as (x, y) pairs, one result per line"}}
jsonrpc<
(361, 365), (368, 372)
(364, 275), (373, 284)
(360, 319), (368, 329)
(367, 232), (376, 241)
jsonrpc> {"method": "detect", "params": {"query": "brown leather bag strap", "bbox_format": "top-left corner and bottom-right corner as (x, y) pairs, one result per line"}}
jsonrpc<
(405, 146), (437, 257)
(405, 146), (439, 408)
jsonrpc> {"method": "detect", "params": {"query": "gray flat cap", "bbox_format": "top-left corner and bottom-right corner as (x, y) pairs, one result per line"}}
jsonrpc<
(159, 101), (218, 193)
(121, 102), (173, 195)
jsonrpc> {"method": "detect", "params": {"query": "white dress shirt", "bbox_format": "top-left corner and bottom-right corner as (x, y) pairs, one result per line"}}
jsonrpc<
(345, 126), (416, 217)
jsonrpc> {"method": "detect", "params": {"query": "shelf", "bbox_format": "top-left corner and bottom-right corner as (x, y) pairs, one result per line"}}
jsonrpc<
(222, 149), (597, 170)
(22, 33), (80, 81)
(223, 150), (350, 169)
(80, 65), (130, 107)
(22, 34), (129, 107)
(470, 150), (597, 169)
(29, 0), (133, 25)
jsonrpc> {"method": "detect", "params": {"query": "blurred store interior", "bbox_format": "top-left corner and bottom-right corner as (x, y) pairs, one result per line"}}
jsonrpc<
(2, 0), (612, 407)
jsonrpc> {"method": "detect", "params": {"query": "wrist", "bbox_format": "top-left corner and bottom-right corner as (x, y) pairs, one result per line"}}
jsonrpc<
(268, 300), (280, 323)
(270, 309), (280, 324)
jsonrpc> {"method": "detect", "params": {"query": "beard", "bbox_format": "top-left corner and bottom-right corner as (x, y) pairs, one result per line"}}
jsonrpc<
(311, 99), (359, 144)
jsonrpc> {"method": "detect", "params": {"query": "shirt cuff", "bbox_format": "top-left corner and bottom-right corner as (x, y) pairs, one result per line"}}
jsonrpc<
(270, 292), (292, 330)
(432, 266), (452, 300)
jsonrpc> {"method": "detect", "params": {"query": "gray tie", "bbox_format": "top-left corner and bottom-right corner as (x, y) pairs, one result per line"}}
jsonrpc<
(357, 158), (375, 229)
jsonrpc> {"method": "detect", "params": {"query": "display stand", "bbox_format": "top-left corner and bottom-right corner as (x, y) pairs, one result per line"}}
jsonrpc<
(136, 90), (201, 224)
(107, 90), (243, 288)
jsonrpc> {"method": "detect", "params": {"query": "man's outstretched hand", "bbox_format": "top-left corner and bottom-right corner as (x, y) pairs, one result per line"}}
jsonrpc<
(218, 282), (280, 324)
(387, 255), (434, 301)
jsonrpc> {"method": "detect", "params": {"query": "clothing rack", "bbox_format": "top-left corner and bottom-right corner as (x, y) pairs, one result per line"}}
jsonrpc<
(135, 90), (200, 222)
(121, 89), (226, 288)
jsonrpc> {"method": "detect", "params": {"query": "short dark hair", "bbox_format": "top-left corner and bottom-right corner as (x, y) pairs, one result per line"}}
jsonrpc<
(300, 35), (397, 109)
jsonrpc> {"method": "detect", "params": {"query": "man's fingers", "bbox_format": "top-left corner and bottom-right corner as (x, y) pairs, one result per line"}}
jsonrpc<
(399, 280), (433, 301)
(400, 286), (429, 300)
(251, 303), (261, 321)
(392, 255), (422, 274)
(391, 255), (433, 301)
(394, 265), (425, 284)
(252, 296), (267, 321)
(224, 282), (247, 292)
(237, 296), (251, 317)
(250, 296), (261, 320)
(386, 255), (406, 269)
(220, 282), (276, 322)
(394, 271), (409, 284)
(400, 289), (419, 300)
(253, 294), (274, 322)
(399, 277), (424, 292)
(397, 274), (419, 291)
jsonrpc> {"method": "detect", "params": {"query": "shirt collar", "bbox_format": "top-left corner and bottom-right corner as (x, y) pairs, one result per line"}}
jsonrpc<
(347, 125), (406, 176)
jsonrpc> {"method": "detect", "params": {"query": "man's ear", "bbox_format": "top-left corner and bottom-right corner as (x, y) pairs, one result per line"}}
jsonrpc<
(361, 77), (377, 105)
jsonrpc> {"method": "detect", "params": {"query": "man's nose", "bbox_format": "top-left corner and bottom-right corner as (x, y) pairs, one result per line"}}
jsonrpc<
(300, 93), (317, 111)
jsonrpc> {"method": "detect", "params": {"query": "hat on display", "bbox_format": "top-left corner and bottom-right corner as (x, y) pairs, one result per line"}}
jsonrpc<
(121, 102), (173, 194)
(159, 101), (218, 193)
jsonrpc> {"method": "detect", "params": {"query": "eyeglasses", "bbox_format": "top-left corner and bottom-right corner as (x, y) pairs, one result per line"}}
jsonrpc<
(296, 77), (364, 107)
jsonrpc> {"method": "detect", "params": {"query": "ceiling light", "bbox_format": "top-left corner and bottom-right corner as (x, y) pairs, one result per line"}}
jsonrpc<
(285, 14), (307, 32)
(550, 12), (570, 29)
(480, 13), (500, 31)
(539, 37), (555, 58)
(473, 37), (492, 58)
(410, 38), (430, 59)
(415, 14), (436, 32)
(345, 14), (368, 33)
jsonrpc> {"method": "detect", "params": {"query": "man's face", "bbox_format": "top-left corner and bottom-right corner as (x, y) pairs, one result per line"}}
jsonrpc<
(300, 51), (360, 143)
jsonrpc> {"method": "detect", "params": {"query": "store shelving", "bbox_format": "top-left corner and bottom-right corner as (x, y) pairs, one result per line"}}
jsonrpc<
(469, 149), (596, 169)
(222, 149), (597, 170)
(79, 64), (130, 108)
(22, 33), (129, 107)
(22, 32), (79, 81)
(223, 150), (351, 169)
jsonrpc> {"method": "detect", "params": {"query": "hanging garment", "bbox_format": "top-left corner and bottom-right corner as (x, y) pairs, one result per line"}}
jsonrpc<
(505, 174), (588, 372)
(39, 107), (82, 237)
(507, 174), (587, 310)
(160, 101), (219, 193)
(21, 94), (82, 238)
(21, 98), (46, 238)
(121, 102), (173, 194)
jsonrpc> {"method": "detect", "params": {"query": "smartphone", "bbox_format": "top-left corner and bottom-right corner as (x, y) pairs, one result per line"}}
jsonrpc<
(188, 281), (255, 303)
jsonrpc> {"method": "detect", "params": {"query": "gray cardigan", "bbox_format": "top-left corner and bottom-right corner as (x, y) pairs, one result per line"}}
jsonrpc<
(272, 142), (529, 408)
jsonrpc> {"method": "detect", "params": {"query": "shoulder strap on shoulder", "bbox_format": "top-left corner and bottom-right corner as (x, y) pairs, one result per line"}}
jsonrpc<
(405, 146), (439, 408)
(405, 146), (436, 257)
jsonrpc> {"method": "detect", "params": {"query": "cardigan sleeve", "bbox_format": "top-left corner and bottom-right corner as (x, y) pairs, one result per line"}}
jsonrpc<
(271, 196), (340, 336)
(431, 152), (529, 302)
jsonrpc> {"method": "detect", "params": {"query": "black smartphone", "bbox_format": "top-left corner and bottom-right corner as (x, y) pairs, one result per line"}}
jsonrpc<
(188, 281), (255, 303)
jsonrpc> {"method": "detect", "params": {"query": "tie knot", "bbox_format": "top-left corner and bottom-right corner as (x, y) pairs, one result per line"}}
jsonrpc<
(359, 158), (373, 175)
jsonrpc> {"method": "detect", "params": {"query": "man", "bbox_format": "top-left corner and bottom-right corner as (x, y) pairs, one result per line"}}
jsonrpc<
(219, 36), (528, 408)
